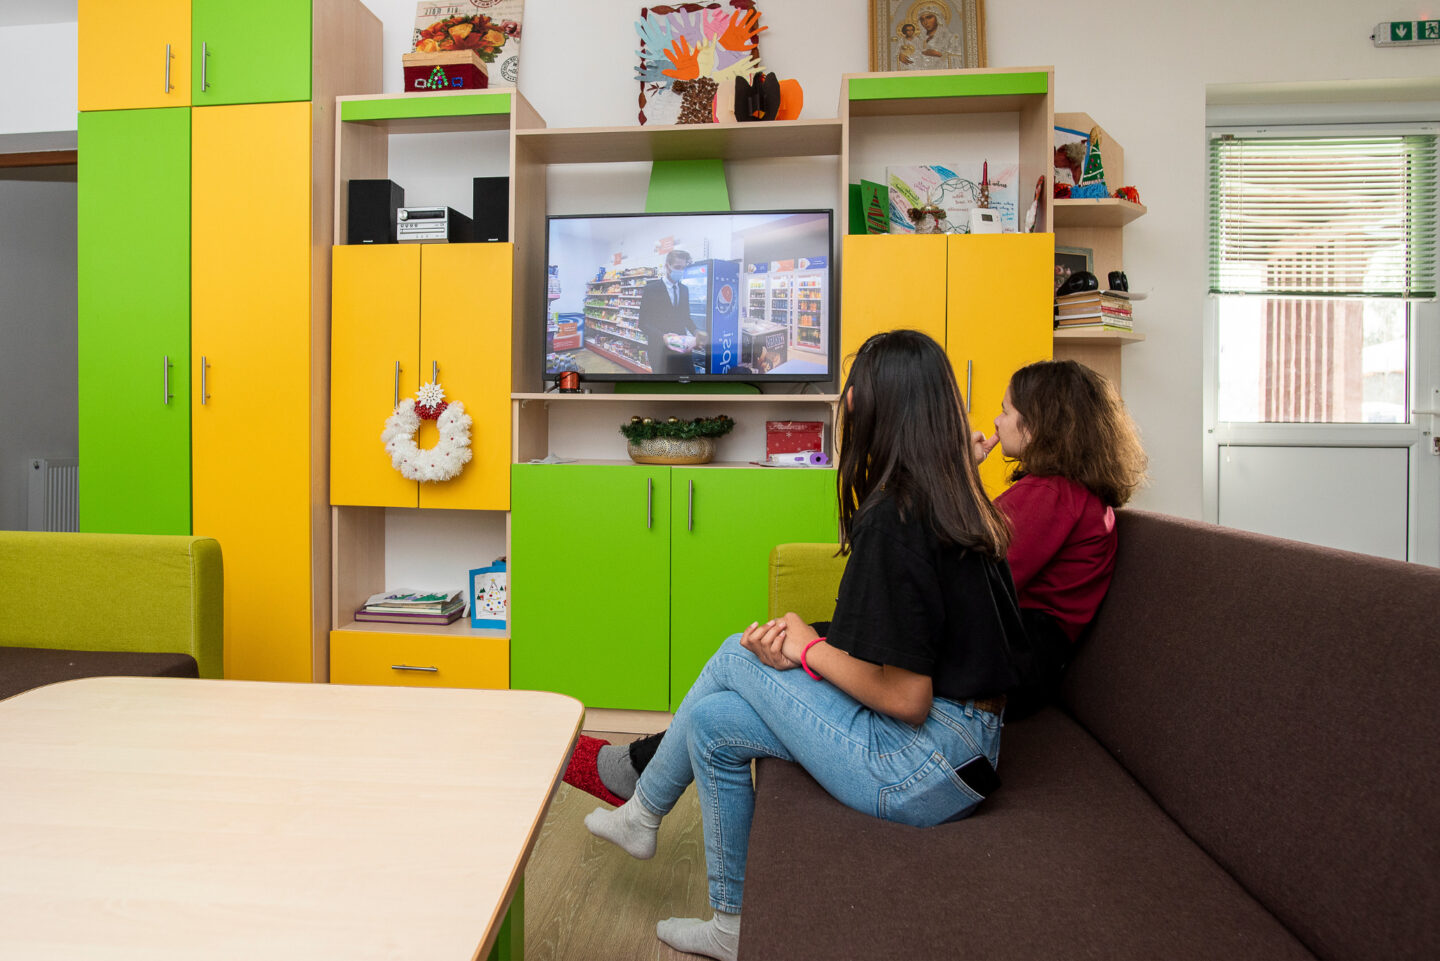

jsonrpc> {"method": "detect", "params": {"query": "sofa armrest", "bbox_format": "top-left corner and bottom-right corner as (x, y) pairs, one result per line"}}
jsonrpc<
(0, 532), (224, 679)
(768, 543), (847, 623)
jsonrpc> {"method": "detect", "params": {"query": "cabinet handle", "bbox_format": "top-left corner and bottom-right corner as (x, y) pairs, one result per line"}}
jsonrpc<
(687, 478), (694, 532)
(646, 477), (653, 530)
(393, 361), (401, 409)
(201, 356), (210, 405)
(164, 43), (173, 94)
(163, 355), (173, 405)
(966, 360), (973, 414)
(432, 360), (439, 383)
(201, 41), (209, 92)
(390, 664), (439, 673)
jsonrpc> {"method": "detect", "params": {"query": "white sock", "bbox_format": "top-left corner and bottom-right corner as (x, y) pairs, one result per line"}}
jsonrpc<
(656, 910), (741, 961)
(584, 798), (662, 860)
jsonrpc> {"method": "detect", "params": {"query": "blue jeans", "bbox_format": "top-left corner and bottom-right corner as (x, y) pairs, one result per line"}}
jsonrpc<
(632, 635), (1003, 914)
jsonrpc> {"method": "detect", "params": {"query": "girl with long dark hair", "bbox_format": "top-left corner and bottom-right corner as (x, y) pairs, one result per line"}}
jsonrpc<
(585, 330), (1025, 961)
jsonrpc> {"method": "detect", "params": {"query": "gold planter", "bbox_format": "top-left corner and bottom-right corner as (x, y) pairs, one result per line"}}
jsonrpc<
(626, 436), (717, 465)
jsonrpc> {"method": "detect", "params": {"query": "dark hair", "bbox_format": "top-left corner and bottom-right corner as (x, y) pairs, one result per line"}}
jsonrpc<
(666, 249), (692, 268)
(1006, 359), (1146, 508)
(837, 330), (1009, 557)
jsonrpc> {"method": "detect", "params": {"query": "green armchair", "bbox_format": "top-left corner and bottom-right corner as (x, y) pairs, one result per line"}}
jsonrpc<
(0, 532), (223, 698)
(767, 543), (848, 622)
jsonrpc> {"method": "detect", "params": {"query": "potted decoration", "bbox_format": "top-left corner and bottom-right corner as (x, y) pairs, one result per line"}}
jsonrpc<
(621, 415), (734, 465)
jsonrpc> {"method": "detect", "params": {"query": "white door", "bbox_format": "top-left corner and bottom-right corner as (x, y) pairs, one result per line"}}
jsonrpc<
(1203, 122), (1440, 566)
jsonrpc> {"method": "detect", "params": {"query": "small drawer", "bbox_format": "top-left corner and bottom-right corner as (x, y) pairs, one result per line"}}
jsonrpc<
(330, 631), (508, 689)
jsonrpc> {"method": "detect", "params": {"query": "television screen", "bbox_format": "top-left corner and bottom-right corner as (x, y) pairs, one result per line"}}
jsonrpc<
(545, 210), (834, 383)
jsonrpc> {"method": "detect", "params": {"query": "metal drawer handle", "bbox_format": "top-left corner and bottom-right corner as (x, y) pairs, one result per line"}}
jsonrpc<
(646, 477), (653, 530)
(201, 355), (210, 405)
(393, 361), (401, 409)
(201, 41), (209, 91)
(688, 478), (694, 531)
(391, 664), (439, 673)
(163, 354), (173, 404)
(966, 359), (973, 413)
(164, 43), (173, 93)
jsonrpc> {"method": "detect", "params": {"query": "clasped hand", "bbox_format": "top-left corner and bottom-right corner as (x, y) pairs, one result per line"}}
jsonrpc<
(739, 612), (817, 670)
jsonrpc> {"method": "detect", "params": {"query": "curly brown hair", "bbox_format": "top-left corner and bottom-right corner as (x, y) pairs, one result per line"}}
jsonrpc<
(1006, 360), (1146, 508)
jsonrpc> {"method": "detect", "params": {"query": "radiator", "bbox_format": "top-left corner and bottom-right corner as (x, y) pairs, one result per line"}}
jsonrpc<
(27, 457), (79, 532)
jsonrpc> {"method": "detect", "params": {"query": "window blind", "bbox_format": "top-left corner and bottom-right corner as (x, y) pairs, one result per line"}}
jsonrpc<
(1209, 134), (1438, 298)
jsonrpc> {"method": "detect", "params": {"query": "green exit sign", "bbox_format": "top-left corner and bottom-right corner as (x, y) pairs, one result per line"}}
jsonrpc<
(1375, 20), (1440, 45)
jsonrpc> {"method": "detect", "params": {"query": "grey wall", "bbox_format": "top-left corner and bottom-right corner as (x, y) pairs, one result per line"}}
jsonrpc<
(0, 168), (77, 530)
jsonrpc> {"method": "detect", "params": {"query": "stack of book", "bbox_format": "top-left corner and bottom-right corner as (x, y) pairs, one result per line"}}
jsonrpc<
(1054, 289), (1134, 331)
(353, 589), (465, 625)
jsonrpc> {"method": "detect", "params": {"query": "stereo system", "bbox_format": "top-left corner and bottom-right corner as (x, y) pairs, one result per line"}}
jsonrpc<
(344, 177), (508, 245)
(397, 206), (473, 243)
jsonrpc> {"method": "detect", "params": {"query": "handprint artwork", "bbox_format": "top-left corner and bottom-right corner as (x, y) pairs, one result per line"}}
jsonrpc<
(636, 1), (766, 125)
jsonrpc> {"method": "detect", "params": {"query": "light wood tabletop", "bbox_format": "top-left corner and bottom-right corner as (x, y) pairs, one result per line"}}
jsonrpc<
(0, 676), (583, 960)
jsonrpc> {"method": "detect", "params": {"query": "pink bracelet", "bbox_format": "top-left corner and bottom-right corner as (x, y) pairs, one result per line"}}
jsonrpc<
(801, 637), (826, 681)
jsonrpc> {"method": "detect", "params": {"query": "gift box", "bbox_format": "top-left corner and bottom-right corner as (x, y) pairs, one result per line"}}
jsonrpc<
(767, 421), (824, 458)
(402, 50), (489, 93)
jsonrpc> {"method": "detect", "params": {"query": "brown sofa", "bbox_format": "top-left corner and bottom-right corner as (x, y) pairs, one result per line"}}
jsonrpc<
(740, 510), (1440, 960)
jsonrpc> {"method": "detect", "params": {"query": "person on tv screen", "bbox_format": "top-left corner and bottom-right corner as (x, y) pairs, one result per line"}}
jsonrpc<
(638, 249), (696, 376)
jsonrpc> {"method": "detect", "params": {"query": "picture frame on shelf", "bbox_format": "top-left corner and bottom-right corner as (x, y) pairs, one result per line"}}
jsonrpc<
(469, 560), (507, 630)
(869, 0), (986, 72)
(1054, 245), (1093, 293)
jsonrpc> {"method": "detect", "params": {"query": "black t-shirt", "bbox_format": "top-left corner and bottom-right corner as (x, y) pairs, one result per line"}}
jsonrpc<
(825, 493), (1024, 702)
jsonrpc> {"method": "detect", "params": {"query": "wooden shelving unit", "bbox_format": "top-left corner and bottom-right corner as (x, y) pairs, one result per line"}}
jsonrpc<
(1052, 111), (1146, 387)
(514, 117), (844, 164)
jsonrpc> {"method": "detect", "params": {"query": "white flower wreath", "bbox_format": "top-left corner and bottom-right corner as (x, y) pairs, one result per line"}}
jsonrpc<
(381, 383), (473, 482)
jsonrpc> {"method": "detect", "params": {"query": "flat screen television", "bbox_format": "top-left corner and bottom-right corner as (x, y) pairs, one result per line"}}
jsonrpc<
(544, 209), (834, 383)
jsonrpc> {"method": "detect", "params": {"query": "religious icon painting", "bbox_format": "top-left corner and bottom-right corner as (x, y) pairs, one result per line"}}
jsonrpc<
(869, 0), (985, 72)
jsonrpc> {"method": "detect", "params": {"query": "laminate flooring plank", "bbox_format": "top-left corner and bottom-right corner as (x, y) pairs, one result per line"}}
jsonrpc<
(526, 740), (710, 961)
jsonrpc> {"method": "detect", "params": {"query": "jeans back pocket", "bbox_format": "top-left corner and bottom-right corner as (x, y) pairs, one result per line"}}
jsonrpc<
(877, 751), (986, 828)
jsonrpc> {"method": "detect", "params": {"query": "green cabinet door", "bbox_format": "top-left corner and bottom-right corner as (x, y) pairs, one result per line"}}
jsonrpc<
(77, 108), (191, 534)
(192, 0), (311, 106)
(511, 464), (672, 711)
(669, 468), (839, 708)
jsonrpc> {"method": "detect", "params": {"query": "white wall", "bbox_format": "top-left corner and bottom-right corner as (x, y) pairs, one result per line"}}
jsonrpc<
(4, 0), (1434, 519)
(0, 172), (78, 530)
(0, 21), (78, 150)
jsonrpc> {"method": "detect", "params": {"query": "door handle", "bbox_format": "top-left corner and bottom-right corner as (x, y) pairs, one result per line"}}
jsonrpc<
(201, 356), (210, 405)
(966, 359), (973, 413)
(164, 43), (173, 94)
(201, 41), (209, 92)
(163, 355), (173, 405)
(390, 664), (439, 673)
(687, 478), (694, 532)
(432, 360), (439, 383)
(646, 477), (653, 530)
(394, 361), (401, 409)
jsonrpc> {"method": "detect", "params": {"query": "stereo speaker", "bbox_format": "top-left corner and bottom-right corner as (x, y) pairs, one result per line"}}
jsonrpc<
(347, 179), (404, 245)
(472, 176), (509, 243)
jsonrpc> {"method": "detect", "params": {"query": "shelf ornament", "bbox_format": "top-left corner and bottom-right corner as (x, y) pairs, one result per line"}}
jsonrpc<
(621, 414), (734, 465)
(635, 2), (766, 125)
(381, 381), (473, 482)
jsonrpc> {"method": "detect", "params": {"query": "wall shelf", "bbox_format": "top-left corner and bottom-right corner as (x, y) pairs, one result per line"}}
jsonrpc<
(513, 118), (844, 165)
(1053, 198), (1147, 228)
(1053, 328), (1146, 346)
(512, 392), (839, 404)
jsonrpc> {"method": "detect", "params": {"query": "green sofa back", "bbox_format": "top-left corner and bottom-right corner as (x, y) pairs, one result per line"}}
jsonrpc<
(0, 532), (223, 679)
(769, 543), (848, 623)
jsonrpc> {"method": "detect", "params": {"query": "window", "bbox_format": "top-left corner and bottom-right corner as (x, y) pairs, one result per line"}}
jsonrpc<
(1210, 134), (1437, 423)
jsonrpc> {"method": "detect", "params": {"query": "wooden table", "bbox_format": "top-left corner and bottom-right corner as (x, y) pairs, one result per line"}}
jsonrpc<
(0, 677), (582, 960)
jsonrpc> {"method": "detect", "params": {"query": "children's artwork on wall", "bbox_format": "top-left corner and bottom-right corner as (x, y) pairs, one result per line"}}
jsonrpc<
(869, 0), (986, 72)
(635, 2), (766, 126)
(412, 1), (524, 86)
(469, 559), (507, 629)
(886, 161), (1019, 235)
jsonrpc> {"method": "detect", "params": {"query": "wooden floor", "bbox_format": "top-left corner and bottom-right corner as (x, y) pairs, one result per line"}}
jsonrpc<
(524, 734), (710, 961)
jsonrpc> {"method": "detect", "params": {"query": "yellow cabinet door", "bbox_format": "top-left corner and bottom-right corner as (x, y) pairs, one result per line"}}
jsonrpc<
(332, 244), (421, 507)
(946, 233), (1055, 496)
(417, 243), (514, 511)
(78, 0), (191, 111)
(330, 631), (509, 689)
(191, 102), (314, 682)
(839, 234), (949, 373)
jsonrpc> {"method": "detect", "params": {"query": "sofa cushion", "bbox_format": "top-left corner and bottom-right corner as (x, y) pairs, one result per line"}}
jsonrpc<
(1066, 512), (1440, 961)
(0, 646), (198, 701)
(740, 710), (1311, 961)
